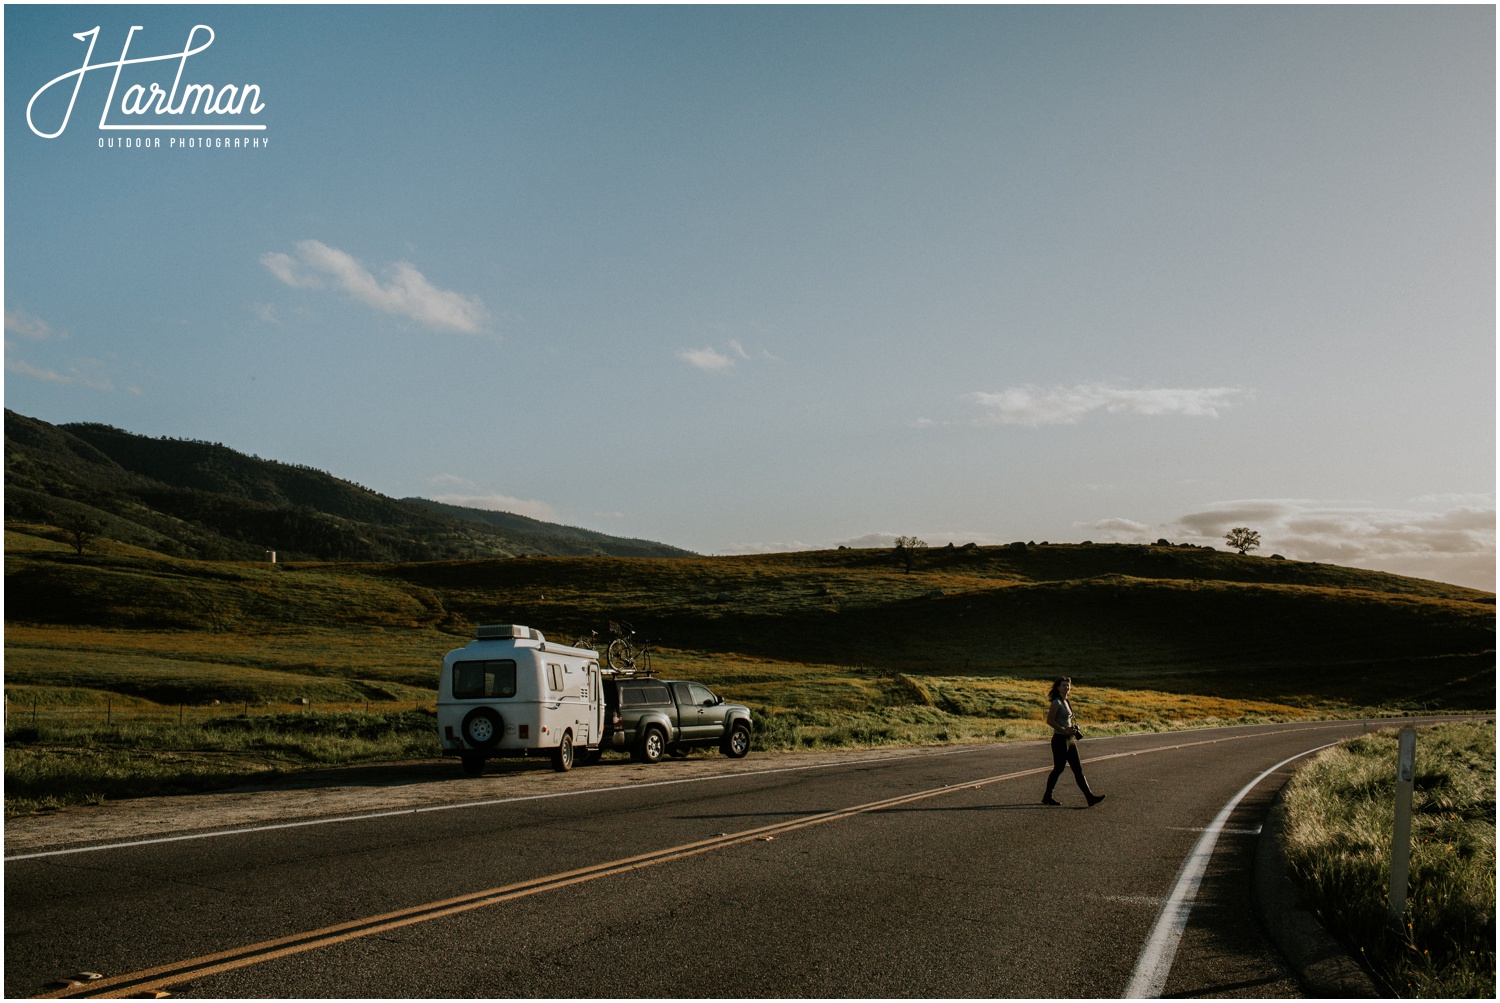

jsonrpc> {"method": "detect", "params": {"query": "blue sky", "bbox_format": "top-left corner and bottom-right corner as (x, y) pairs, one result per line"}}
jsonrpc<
(5, 6), (1494, 588)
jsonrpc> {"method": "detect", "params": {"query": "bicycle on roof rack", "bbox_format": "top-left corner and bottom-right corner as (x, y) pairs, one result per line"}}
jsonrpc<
(575, 620), (653, 673)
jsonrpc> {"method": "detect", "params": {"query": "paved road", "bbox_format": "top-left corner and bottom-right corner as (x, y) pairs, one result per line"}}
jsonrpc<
(4, 720), (1412, 998)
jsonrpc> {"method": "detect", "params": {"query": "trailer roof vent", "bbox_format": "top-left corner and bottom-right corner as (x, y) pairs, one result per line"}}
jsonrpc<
(476, 624), (544, 642)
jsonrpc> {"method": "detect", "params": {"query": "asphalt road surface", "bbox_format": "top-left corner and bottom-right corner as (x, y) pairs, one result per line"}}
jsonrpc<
(5, 720), (1416, 998)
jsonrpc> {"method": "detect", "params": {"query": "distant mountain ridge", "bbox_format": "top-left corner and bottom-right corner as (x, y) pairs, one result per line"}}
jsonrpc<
(3, 410), (694, 562)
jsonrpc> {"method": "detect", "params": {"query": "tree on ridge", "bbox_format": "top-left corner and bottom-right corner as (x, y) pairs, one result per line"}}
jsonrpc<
(1224, 527), (1261, 555)
(893, 535), (927, 573)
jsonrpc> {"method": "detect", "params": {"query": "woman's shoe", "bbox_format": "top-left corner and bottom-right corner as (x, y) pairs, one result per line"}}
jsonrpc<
(1086, 793), (1106, 807)
(1042, 795), (1062, 806)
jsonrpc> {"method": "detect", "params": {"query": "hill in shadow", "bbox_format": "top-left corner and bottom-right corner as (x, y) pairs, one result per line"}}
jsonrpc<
(4, 410), (693, 562)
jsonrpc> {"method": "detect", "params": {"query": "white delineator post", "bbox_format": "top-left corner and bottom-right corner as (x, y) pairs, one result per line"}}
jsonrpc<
(1387, 726), (1417, 924)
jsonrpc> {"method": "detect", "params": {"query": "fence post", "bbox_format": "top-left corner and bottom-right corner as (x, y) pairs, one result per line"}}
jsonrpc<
(107, 696), (112, 726)
(1388, 726), (1417, 924)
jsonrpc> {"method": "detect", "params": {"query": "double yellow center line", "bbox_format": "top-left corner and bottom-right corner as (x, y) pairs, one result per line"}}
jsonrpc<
(38, 724), (1349, 999)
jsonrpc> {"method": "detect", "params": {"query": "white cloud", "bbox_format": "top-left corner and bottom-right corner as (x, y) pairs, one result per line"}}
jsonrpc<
(1083, 498), (1496, 590)
(722, 540), (814, 554)
(677, 336), (780, 373)
(426, 475), (558, 522)
(261, 240), (489, 333)
(260, 251), (319, 289)
(835, 531), (1017, 550)
(678, 346), (735, 373)
(431, 492), (560, 523)
(5, 308), (63, 340)
(250, 303), (281, 325)
(837, 532), (903, 549)
(5, 355), (113, 390)
(6, 357), (70, 383)
(971, 383), (1243, 426)
(1090, 517), (1151, 535)
(1413, 492), (1495, 508)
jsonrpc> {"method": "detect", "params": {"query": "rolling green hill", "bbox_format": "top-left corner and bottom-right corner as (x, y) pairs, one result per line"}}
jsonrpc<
(5, 527), (1492, 710)
(3, 410), (693, 562)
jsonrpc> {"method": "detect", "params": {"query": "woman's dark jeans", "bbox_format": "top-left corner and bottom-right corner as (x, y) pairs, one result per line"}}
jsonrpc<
(1044, 733), (1093, 798)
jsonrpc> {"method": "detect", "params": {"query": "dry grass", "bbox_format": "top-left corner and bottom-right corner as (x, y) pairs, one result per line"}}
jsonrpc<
(5, 694), (437, 814)
(1280, 721), (1495, 998)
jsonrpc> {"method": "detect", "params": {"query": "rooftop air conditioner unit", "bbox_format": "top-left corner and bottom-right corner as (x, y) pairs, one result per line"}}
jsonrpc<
(475, 624), (544, 641)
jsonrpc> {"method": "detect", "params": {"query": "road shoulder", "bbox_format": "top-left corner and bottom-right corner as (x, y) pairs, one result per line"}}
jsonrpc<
(1253, 791), (1383, 998)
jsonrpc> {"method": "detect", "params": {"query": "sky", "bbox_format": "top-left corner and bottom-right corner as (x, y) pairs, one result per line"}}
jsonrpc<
(5, 6), (1495, 589)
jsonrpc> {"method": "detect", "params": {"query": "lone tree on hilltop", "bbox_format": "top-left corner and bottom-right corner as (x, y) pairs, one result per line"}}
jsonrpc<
(893, 535), (927, 573)
(1224, 527), (1261, 555)
(60, 513), (104, 556)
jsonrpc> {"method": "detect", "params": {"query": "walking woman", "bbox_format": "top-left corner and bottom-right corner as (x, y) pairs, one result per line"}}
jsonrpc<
(1042, 677), (1105, 807)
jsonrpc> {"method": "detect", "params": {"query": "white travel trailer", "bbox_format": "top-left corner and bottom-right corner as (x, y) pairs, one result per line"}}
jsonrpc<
(437, 624), (604, 775)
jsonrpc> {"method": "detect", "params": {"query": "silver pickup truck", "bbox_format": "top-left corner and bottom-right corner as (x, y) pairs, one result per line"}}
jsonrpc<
(602, 676), (753, 763)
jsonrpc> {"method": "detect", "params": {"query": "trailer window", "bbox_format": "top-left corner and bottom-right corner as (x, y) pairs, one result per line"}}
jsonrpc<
(453, 660), (517, 699)
(547, 664), (563, 692)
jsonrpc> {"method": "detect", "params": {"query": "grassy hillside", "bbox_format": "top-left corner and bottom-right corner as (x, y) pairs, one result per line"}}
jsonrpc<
(4, 410), (693, 561)
(5, 523), (1492, 811)
(7, 525), (1492, 703)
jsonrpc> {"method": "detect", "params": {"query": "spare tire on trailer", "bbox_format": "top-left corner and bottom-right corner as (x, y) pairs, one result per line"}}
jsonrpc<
(461, 706), (503, 749)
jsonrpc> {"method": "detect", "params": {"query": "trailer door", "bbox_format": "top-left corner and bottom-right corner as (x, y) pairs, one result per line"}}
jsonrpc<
(589, 663), (603, 746)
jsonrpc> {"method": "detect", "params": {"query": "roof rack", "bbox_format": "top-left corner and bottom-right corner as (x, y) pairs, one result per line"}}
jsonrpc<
(599, 665), (655, 678)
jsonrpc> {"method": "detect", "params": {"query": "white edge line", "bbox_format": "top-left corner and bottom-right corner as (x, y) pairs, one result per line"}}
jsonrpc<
(1121, 741), (1339, 999)
(5, 747), (982, 862)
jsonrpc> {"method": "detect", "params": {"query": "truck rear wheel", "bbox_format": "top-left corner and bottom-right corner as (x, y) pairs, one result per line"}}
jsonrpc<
(722, 722), (751, 759)
(460, 752), (485, 776)
(635, 727), (666, 764)
(551, 731), (575, 772)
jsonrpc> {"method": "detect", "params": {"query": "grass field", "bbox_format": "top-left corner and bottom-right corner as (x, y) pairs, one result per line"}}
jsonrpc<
(6, 524), (1493, 814)
(1280, 721), (1496, 998)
